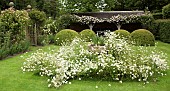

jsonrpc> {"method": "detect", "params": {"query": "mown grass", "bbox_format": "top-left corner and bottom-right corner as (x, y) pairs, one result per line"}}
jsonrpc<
(0, 41), (170, 91)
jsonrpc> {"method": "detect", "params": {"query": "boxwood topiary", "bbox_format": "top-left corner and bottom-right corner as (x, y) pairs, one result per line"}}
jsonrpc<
(114, 29), (130, 39)
(80, 29), (96, 42)
(130, 29), (155, 46)
(54, 29), (79, 45)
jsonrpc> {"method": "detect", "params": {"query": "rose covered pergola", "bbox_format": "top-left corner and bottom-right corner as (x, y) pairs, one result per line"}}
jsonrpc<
(70, 11), (148, 32)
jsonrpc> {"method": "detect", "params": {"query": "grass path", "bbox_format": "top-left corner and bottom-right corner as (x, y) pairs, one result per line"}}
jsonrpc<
(0, 42), (170, 91)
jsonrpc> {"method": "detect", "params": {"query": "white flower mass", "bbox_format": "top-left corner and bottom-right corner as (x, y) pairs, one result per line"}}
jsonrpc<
(22, 32), (169, 88)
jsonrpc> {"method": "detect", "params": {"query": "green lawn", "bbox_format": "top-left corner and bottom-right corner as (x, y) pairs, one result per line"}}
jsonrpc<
(0, 41), (170, 91)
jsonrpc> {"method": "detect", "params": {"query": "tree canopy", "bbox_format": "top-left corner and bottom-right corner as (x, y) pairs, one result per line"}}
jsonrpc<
(1, 0), (170, 18)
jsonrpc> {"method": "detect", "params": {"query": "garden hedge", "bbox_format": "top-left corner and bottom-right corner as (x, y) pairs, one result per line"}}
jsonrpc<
(152, 13), (163, 20)
(153, 19), (170, 43)
(162, 4), (170, 19)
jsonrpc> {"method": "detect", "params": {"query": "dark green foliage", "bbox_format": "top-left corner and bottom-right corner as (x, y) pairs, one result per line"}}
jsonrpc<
(162, 4), (170, 19)
(0, 39), (30, 59)
(52, 14), (77, 34)
(41, 0), (60, 18)
(48, 34), (55, 44)
(130, 29), (155, 46)
(80, 29), (96, 42)
(114, 29), (130, 39)
(37, 35), (49, 46)
(153, 19), (170, 43)
(28, 9), (46, 46)
(43, 18), (57, 34)
(112, 0), (170, 12)
(137, 14), (155, 33)
(29, 9), (46, 24)
(152, 13), (163, 19)
(138, 14), (155, 27)
(0, 8), (30, 59)
(0, 47), (9, 59)
(62, 0), (99, 12)
(54, 29), (79, 45)
(57, 14), (77, 31)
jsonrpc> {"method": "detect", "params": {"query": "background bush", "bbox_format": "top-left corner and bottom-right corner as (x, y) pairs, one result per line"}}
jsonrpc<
(37, 35), (49, 46)
(80, 29), (96, 42)
(153, 19), (170, 43)
(130, 29), (155, 46)
(138, 14), (155, 29)
(54, 29), (79, 45)
(114, 29), (130, 39)
(152, 13), (163, 19)
(0, 8), (30, 59)
(162, 4), (170, 19)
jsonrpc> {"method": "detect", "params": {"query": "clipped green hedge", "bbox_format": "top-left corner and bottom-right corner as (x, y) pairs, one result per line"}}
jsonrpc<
(54, 29), (79, 45)
(80, 29), (96, 42)
(130, 29), (155, 46)
(114, 29), (130, 39)
(153, 19), (170, 43)
(162, 4), (170, 19)
(152, 13), (163, 19)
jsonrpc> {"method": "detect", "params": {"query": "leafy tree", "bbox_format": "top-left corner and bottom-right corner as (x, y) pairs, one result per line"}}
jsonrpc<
(29, 9), (46, 45)
(0, 0), (9, 10)
(61, 0), (100, 12)
(35, 0), (60, 18)
(113, 0), (170, 12)
(105, 0), (116, 11)
(13, 0), (36, 10)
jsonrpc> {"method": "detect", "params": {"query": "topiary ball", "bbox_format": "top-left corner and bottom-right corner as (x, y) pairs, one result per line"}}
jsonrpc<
(54, 29), (79, 45)
(130, 29), (155, 46)
(114, 29), (130, 39)
(80, 29), (96, 42)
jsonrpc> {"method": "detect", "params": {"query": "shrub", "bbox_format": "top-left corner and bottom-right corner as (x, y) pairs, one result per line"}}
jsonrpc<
(22, 33), (169, 88)
(148, 21), (160, 40)
(54, 14), (77, 32)
(80, 29), (96, 42)
(0, 8), (30, 59)
(48, 34), (55, 44)
(114, 29), (130, 39)
(54, 29), (79, 45)
(138, 14), (155, 29)
(0, 46), (10, 60)
(153, 19), (170, 43)
(152, 13), (163, 19)
(162, 4), (170, 19)
(37, 35), (50, 46)
(130, 29), (155, 46)
(43, 18), (58, 35)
